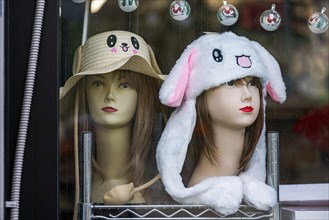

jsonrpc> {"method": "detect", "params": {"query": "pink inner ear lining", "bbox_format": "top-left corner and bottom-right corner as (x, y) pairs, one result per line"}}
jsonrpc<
(266, 82), (280, 102)
(167, 49), (198, 107)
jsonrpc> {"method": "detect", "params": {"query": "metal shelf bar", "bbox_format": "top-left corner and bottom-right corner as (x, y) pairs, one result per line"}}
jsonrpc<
(78, 131), (280, 219)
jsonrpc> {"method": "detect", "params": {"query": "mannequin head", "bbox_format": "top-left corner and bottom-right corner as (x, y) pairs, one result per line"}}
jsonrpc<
(192, 76), (264, 174)
(76, 69), (163, 186)
(86, 71), (138, 128)
(205, 77), (261, 131)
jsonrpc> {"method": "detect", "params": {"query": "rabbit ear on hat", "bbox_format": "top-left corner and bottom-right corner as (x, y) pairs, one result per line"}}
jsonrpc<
(159, 47), (198, 107)
(251, 41), (286, 103)
(157, 44), (213, 204)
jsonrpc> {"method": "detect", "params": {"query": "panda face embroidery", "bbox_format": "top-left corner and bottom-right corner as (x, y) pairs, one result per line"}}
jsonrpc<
(107, 34), (140, 55)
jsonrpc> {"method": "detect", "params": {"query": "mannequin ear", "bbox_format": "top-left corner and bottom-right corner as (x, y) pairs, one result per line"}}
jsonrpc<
(72, 45), (82, 75)
(251, 41), (286, 103)
(159, 48), (198, 107)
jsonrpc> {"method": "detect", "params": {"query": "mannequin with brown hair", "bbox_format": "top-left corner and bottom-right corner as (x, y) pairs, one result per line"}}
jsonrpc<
(60, 30), (168, 219)
(61, 69), (165, 218)
(79, 70), (163, 203)
(155, 32), (286, 215)
(185, 76), (264, 187)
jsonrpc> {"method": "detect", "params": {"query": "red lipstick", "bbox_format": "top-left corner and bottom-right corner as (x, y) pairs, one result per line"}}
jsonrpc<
(240, 106), (254, 112)
(102, 106), (118, 112)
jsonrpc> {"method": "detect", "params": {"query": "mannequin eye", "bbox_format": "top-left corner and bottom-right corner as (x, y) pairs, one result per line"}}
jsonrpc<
(107, 35), (117, 48)
(119, 83), (130, 89)
(248, 78), (256, 86)
(212, 49), (223, 63)
(226, 80), (235, 86)
(131, 37), (139, 50)
(92, 80), (104, 88)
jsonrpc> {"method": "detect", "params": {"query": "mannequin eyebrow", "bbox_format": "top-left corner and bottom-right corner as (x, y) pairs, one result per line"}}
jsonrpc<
(117, 75), (127, 81)
(246, 77), (255, 84)
(241, 77), (254, 85)
(93, 75), (106, 80)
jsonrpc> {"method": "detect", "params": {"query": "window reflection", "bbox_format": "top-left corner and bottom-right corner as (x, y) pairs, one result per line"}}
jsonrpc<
(60, 0), (328, 218)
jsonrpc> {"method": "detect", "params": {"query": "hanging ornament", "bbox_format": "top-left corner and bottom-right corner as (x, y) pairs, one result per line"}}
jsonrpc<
(118, 0), (139, 13)
(217, 0), (239, 26)
(308, 7), (329, 34)
(169, 0), (191, 21)
(260, 4), (281, 31)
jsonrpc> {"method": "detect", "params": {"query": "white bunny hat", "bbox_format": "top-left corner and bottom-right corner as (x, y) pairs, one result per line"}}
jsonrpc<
(156, 32), (286, 215)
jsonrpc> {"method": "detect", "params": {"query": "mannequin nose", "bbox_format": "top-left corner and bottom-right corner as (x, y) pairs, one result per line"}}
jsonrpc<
(105, 87), (116, 103)
(241, 86), (252, 102)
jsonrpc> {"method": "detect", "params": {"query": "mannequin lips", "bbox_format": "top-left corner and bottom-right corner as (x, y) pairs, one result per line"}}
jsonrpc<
(102, 106), (118, 112)
(240, 106), (254, 112)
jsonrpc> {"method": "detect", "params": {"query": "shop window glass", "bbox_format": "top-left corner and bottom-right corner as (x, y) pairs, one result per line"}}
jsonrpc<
(59, 0), (329, 218)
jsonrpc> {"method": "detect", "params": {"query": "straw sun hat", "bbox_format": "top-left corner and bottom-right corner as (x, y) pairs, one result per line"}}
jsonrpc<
(60, 30), (166, 99)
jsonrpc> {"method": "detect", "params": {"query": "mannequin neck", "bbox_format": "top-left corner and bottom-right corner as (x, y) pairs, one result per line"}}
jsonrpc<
(94, 124), (132, 179)
(212, 125), (245, 162)
(188, 125), (245, 186)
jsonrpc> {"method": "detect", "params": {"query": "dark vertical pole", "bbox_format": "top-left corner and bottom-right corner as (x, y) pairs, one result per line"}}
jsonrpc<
(78, 131), (92, 220)
(5, 0), (58, 219)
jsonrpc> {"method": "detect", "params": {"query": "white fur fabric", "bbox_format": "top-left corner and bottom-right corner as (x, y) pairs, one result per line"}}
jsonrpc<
(156, 32), (286, 215)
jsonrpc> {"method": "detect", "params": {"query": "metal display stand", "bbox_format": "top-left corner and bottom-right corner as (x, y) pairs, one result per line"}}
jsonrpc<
(79, 131), (280, 220)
